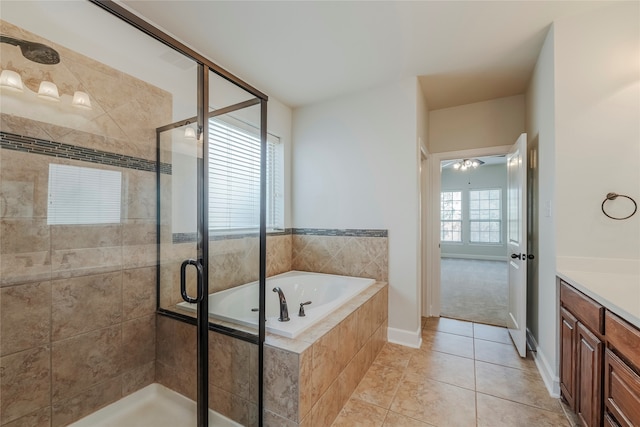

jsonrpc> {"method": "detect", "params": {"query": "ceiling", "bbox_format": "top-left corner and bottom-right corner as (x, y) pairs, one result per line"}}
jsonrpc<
(120, 0), (610, 110)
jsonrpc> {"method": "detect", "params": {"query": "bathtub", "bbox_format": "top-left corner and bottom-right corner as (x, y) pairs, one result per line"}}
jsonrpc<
(177, 270), (375, 338)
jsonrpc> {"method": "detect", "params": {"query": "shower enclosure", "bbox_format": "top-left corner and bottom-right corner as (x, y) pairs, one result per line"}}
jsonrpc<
(0, 1), (267, 426)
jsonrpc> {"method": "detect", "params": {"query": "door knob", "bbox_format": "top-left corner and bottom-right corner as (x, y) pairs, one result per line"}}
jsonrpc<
(511, 253), (523, 260)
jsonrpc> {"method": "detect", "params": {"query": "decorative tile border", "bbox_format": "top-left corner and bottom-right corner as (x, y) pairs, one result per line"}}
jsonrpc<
(0, 131), (171, 174)
(171, 228), (387, 243)
(292, 228), (388, 237)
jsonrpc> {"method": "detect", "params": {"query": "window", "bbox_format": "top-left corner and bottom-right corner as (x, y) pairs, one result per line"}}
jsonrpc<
(469, 189), (501, 243)
(208, 116), (283, 232)
(441, 191), (462, 242)
(47, 164), (121, 225)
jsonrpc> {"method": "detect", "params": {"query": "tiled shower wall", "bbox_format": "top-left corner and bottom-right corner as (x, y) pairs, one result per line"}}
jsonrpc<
(0, 20), (169, 426)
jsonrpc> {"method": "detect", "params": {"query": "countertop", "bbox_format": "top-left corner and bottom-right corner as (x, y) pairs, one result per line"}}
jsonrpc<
(557, 257), (640, 329)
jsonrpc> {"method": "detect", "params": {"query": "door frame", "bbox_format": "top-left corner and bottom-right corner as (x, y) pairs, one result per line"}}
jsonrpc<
(424, 145), (511, 318)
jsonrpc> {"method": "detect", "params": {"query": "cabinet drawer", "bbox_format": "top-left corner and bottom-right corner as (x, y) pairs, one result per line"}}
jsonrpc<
(560, 282), (604, 334)
(604, 349), (640, 427)
(605, 311), (640, 368)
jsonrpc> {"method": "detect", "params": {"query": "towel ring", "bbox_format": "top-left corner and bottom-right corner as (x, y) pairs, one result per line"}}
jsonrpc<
(601, 192), (637, 220)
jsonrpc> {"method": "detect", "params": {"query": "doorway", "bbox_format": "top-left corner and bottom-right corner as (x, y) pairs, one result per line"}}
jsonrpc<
(440, 155), (508, 326)
(425, 145), (511, 326)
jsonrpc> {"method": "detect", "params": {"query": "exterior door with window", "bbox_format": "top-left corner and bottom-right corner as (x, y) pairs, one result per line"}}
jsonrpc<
(506, 133), (528, 357)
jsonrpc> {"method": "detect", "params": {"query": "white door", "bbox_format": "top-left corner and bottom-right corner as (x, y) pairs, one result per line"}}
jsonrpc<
(507, 133), (528, 357)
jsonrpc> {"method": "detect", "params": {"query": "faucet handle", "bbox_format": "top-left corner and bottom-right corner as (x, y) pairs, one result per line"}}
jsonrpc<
(298, 301), (312, 317)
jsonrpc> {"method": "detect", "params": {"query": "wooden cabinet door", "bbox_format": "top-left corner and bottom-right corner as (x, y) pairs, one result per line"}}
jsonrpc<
(576, 322), (603, 427)
(560, 307), (578, 409)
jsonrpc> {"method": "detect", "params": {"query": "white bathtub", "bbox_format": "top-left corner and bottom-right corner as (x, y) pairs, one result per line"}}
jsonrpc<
(177, 270), (375, 338)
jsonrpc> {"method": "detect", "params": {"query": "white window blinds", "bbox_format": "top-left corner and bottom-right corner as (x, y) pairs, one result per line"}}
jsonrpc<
(47, 164), (122, 225)
(208, 117), (283, 232)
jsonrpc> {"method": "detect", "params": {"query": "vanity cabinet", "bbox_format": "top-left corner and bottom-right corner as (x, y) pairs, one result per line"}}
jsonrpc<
(560, 280), (640, 427)
(560, 282), (604, 427)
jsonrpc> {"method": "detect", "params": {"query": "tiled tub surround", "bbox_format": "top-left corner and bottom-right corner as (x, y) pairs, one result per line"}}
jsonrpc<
(0, 20), (170, 427)
(263, 282), (388, 427)
(155, 280), (387, 427)
(292, 229), (388, 282)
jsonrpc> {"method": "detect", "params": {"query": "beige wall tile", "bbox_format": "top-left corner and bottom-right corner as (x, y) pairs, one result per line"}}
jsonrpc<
(263, 345), (300, 421)
(264, 409), (299, 427)
(310, 377), (342, 427)
(156, 315), (196, 375)
(122, 266), (156, 320)
(311, 325), (341, 400)
(356, 300), (374, 349)
(51, 376), (121, 427)
(50, 224), (121, 250)
(156, 361), (195, 402)
(338, 312), (359, 369)
(123, 169), (156, 220)
(1, 281), (51, 356)
(298, 347), (314, 422)
(0, 251), (51, 286)
(0, 347), (51, 424)
(208, 331), (253, 400)
(0, 148), (49, 219)
(2, 406), (51, 427)
(1, 219), (50, 254)
(51, 326), (121, 401)
(51, 272), (122, 341)
(50, 246), (123, 279)
(121, 315), (155, 372)
(209, 384), (258, 427)
(122, 361), (155, 397)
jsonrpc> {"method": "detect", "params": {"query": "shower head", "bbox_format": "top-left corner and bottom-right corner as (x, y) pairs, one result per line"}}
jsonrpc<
(1, 35), (60, 65)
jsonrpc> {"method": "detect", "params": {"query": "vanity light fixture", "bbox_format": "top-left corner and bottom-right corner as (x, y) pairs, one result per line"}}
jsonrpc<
(0, 69), (24, 92)
(452, 158), (484, 171)
(71, 91), (92, 109)
(37, 80), (60, 101)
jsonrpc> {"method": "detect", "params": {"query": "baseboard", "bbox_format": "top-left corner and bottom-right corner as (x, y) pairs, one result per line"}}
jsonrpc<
(527, 329), (560, 397)
(387, 326), (422, 349)
(441, 254), (507, 262)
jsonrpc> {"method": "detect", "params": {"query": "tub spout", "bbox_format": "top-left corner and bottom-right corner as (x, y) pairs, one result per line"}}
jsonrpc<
(272, 287), (290, 322)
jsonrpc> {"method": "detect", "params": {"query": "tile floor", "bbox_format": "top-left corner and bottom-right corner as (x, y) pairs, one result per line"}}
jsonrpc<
(331, 317), (574, 427)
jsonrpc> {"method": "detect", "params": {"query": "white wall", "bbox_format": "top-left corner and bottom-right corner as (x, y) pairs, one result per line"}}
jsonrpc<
(293, 78), (423, 344)
(441, 164), (508, 260)
(429, 95), (526, 153)
(525, 26), (558, 394)
(554, 2), (640, 260)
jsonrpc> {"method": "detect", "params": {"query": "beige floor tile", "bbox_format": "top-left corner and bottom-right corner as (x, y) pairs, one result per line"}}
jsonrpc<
(352, 363), (404, 409)
(405, 350), (475, 390)
(475, 361), (564, 413)
(423, 317), (474, 337)
(421, 330), (474, 359)
(477, 393), (571, 427)
(383, 411), (435, 426)
(473, 323), (512, 344)
(390, 377), (476, 427)
(474, 339), (537, 373)
(373, 343), (417, 370)
(332, 398), (387, 427)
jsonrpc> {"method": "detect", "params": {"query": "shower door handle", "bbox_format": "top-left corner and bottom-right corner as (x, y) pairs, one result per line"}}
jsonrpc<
(180, 259), (203, 304)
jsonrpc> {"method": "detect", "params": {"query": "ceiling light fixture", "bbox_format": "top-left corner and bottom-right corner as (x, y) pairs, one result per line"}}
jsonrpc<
(452, 158), (484, 171)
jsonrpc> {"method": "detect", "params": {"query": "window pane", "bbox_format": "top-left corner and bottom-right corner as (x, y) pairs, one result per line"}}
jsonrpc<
(468, 189), (502, 243)
(441, 191), (462, 242)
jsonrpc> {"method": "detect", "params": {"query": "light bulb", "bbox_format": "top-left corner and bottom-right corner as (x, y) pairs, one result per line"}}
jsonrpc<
(453, 163), (461, 170)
